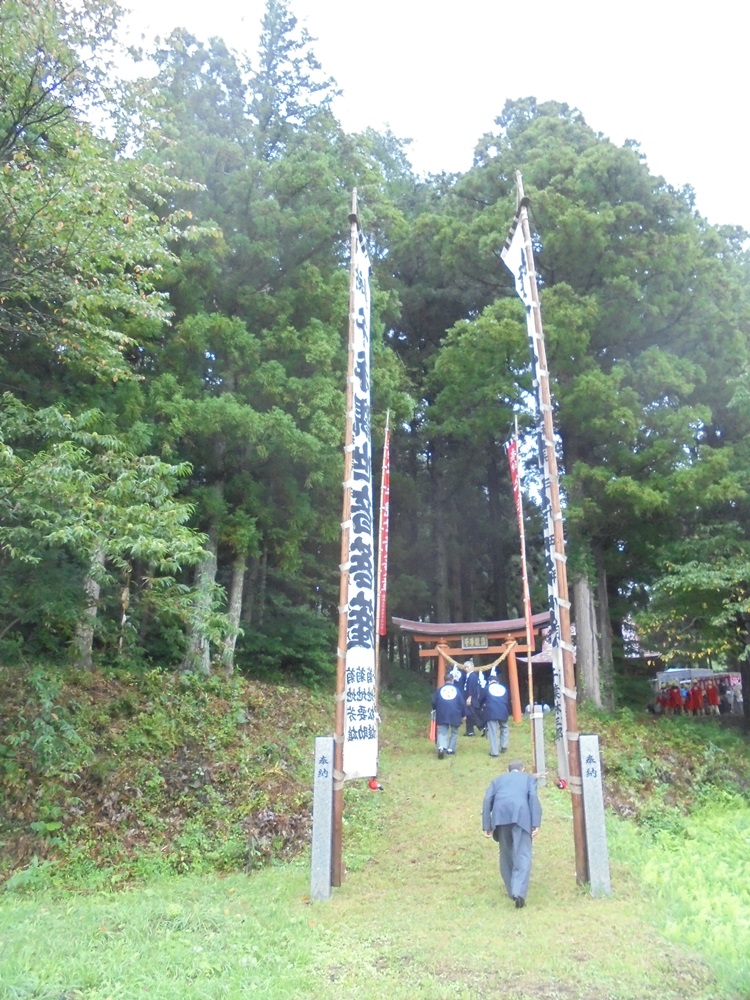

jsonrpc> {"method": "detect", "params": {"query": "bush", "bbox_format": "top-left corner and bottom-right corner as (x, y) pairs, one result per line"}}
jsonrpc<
(237, 594), (335, 685)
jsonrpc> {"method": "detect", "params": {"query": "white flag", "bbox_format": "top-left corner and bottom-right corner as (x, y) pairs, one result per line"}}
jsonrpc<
(500, 218), (533, 311)
(343, 229), (378, 780)
(501, 210), (569, 779)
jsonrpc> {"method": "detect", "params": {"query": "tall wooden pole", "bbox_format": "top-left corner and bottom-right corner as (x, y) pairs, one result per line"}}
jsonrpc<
(515, 174), (588, 884)
(331, 189), (359, 887)
(513, 415), (537, 767)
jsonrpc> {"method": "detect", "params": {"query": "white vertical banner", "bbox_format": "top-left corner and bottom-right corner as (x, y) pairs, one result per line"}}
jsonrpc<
(501, 216), (569, 778)
(343, 229), (377, 780)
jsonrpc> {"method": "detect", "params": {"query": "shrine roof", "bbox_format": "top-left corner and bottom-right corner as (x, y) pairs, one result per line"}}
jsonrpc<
(392, 611), (550, 637)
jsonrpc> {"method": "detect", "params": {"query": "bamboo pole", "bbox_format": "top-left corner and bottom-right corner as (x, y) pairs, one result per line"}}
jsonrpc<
(515, 173), (588, 884)
(332, 189), (359, 887)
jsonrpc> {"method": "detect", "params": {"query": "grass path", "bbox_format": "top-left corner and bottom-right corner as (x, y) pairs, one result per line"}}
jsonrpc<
(307, 688), (723, 1000)
(0, 680), (734, 1000)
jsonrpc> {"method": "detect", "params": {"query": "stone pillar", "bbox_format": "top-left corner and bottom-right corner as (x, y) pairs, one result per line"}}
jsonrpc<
(579, 733), (611, 897)
(310, 736), (334, 901)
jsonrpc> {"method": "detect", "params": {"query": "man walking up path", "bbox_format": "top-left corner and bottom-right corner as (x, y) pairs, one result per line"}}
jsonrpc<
(482, 758), (542, 908)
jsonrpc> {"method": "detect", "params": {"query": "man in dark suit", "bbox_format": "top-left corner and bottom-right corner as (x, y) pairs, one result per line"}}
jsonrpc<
(482, 759), (542, 908)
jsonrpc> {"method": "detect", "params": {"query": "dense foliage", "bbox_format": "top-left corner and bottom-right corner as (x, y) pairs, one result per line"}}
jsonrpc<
(0, 0), (749, 712)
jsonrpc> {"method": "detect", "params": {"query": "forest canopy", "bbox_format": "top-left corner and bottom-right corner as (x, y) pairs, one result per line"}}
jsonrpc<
(2, 0), (749, 709)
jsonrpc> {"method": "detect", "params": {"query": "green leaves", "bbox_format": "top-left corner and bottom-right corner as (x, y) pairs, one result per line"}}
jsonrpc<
(428, 298), (529, 442)
(0, 2), (200, 383)
(0, 395), (204, 658)
(638, 523), (750, 661)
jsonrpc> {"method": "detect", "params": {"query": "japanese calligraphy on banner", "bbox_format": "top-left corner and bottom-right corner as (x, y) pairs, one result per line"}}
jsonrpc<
(376, 423), (390, 637)
(344, 229), (377, 780)
(501, 216), (567, 774)
(501, 218), (561, 645)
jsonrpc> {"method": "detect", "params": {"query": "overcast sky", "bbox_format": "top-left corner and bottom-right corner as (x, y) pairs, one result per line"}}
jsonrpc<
(120, 0), (750, 232)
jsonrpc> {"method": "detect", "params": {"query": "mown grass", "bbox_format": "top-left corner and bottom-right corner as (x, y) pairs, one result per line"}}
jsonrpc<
(1, 668), (749, 998)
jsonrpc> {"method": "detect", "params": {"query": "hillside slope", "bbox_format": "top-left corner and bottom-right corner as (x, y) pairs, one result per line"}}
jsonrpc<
(3, 666), (750, 997)
(0, 664), (332, 882)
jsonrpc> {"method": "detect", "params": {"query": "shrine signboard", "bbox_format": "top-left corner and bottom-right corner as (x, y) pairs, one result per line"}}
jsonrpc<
(462, 635), (488, 650)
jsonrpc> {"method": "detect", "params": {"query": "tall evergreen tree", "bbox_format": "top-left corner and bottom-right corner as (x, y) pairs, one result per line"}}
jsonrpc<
(134, 5), (410, 676)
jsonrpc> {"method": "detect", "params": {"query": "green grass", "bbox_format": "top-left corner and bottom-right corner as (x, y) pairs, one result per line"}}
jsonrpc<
(1, 668), (749, 998)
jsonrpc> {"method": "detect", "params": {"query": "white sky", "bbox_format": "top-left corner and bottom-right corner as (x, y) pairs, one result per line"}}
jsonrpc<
(120, 0), (750, 231)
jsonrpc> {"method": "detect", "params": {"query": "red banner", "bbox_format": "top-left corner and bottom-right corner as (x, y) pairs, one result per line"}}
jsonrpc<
(377, 425), (390, 636)
(506, 436), (523, 532)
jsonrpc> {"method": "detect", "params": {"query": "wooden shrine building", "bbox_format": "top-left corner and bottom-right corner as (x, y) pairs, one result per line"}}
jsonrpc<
(392, 612), (551, 723)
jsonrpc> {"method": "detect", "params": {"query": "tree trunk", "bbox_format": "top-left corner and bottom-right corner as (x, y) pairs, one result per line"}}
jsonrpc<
(257, 545), (268, 628)
(594, 546), (616, 710)
(486, 445), (509, 620)
(740, 661), (750, 732)
(73, 544), (106, 671)
(399, 634), (407, 671)
(240, 555), (260, 628)
(118, 567), (131, 659)
(181, 523), (218, 675)
(435, 495), (450, 622)
(220, 552), (247, 675)
(572, 571), (602, 707)
(448, 533), (464, 622)
(738, 614), (750, 732)
(378, 638), (390, 691)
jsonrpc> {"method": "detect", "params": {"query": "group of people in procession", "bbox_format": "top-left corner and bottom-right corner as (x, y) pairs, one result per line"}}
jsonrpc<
(653, 677), (743, 716)
(430, 657), (543, 909)
(428, 660), (744, 910)
(430, 657), (512, 759)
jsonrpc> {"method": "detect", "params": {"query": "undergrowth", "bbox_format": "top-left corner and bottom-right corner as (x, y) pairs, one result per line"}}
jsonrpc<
(0, 663), (332, 887)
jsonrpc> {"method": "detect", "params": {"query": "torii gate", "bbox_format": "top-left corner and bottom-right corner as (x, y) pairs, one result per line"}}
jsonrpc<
(392, 612), (550, 723)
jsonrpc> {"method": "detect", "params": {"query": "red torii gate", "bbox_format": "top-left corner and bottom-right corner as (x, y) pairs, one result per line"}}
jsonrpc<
(392, 612), (550, 723)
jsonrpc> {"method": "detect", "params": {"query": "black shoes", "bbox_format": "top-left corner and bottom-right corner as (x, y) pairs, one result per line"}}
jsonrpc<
(437, 748), (445, 760)
(514, 896), (525, 909)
